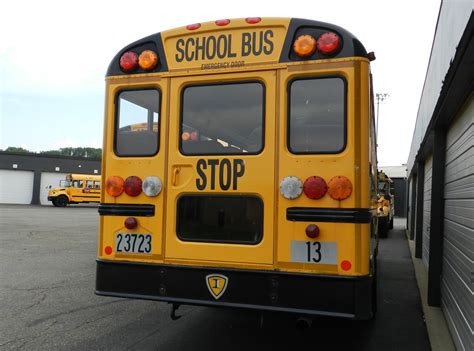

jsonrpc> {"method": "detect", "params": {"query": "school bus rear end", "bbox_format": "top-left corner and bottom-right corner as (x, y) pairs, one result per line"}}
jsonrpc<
(96, 18), (377, 320)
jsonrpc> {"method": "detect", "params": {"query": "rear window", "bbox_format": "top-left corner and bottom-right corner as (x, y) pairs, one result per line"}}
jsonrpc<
(288, 77), (346, 153)
(177, 195), (263, 244)
(115, 89), (160, 156)
(180, 82), (264, 155)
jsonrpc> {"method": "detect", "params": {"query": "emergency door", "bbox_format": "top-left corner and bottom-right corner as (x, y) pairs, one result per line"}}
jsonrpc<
(165, 71), (276, 265)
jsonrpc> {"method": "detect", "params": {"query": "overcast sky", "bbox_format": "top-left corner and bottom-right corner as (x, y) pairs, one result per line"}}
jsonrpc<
(0, 0), (440, 166)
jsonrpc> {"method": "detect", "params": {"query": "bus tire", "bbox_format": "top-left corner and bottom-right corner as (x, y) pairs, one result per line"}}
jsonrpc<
(51, 199), (59, 207)
(56, 195), (69, 207)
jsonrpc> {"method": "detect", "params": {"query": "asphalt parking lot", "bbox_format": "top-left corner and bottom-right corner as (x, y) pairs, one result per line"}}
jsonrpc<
(0, 205), (431, 350)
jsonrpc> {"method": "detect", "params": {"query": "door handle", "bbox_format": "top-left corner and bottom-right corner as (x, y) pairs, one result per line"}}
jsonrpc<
(172, 167), (181, 186)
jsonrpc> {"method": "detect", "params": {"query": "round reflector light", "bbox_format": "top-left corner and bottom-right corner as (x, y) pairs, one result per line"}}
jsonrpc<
(142, 176), (162, 197)
(105, 246), (113, 255)
(124, 176), (143, 197)
(186, 23), (201, 30)
(119, 51), (138, 73)
(303, 176), (327, 199)
(280, 176), (303, 199)
(105, 176), (124, 197)
(138, 50), (158, 71)
(305, 224), (320, 238)
(245, 17), (261, 24)
(215, 19), (230, 26)
(316, 32), (341, 55)
(293, 35), (317, 57)
(124, 217), (138, 229)
(327, 176), (352, 201)
(341, 260), (352, 271)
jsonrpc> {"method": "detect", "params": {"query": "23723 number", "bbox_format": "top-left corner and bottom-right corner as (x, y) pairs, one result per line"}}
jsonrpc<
(116, 233), (151, 254)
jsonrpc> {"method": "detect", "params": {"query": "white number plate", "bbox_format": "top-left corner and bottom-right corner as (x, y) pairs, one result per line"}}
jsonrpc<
(290, 240), (337, 264)
(115, 233), (151, 254)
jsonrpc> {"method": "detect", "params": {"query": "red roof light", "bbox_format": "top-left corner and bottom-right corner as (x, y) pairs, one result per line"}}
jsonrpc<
(119, 51), (138, 73)
(245, 17), (261, 24)
(186, 23), (201, 30)
(215, 19), (230, 26)
(317, 32), (341, 55)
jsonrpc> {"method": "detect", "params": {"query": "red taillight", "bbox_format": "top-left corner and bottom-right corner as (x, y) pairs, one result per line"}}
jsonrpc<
(106, 176), (124, 197)
(317, 32), (341, 55)
(105, 246), (112, 255)
(124, 217), (138, 229)
(119, 51), (138, 73)
(215, 19), (230, 26)
(186, 23), (201, 30)
(303, 176), (327, 199)
(245, 17), (261, 24)
(124, 176), (142, 197)
(305, 224), (320, 238)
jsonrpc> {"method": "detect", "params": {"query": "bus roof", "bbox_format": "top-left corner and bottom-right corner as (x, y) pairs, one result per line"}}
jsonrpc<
(106, 18), (368, 77)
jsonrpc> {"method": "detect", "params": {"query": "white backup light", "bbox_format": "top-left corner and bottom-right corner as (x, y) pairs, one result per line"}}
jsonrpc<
(279, 176), (303, 199)
(142, 176), (162, 197)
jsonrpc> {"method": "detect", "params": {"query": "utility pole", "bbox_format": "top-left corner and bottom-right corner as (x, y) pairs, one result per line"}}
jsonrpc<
(376, 93), (389, 138)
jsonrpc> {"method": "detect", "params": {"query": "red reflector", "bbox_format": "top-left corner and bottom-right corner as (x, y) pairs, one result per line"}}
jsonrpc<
(317, 32), (341, 55)
(215, 19), (230, 26)
(186, 23), (201, 30)
(305, 224), (320, 238)
(341, 260), (352, 271)
(119, 51), (138, 73)
(124, 217), (138, 229)
(124, 176), (143, 197)
(245, 17), (261, 24)
(105, 246), (112, 255)
(303, 176), (327, 199)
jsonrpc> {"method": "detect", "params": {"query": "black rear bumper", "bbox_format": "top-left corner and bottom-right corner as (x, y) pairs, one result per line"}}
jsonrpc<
(96, 260), (374, 320)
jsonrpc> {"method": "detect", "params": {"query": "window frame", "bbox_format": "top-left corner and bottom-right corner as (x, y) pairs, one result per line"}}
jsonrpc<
(287, 75), (348, 155)
(179, 80), (266, 156)
(113, 87), (162, 157)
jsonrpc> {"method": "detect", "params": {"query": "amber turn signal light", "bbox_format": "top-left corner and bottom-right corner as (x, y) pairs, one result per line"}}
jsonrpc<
(293, 35), (317, 57)
(138, 50), (158, 71)
(105, 176), (124, 197)
(327, 176), (352, 200)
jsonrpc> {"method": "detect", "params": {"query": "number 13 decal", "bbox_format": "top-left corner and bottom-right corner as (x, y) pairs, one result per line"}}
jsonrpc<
(305, 241), (322, 263)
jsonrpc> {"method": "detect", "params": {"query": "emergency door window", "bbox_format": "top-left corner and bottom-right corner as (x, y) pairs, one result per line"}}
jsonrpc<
(180, 82), (264, 155)
(115, 89), (160, 156)
(289, 77), (346, 153)
(177, 195), (264, 244)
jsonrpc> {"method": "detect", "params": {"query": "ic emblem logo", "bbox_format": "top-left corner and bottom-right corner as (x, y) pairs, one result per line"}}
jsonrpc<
(206, 274), (228, 300)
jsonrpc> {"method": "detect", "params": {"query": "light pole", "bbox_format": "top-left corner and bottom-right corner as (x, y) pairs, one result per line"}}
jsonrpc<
(376, 93), (389, 138)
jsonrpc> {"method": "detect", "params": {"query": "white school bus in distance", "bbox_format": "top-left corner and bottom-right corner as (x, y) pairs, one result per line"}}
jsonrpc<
(96, 17), (379, 320)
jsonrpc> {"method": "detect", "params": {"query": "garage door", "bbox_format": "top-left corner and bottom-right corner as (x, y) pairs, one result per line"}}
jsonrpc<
(422, 154), (433, 269)
(442, 98), (473, 351)
(0, 170), (34, 204)
(40, 172), (68, 205)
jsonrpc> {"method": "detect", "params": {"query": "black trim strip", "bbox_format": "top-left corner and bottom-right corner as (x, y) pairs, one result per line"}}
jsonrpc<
(98, 203), (155, 217)
(287, 207), (373, 223)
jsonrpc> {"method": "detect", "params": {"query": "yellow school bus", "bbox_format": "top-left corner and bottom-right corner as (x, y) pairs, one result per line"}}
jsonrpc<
(96, 18), (378, 320)
(48, 174), (101, 207)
